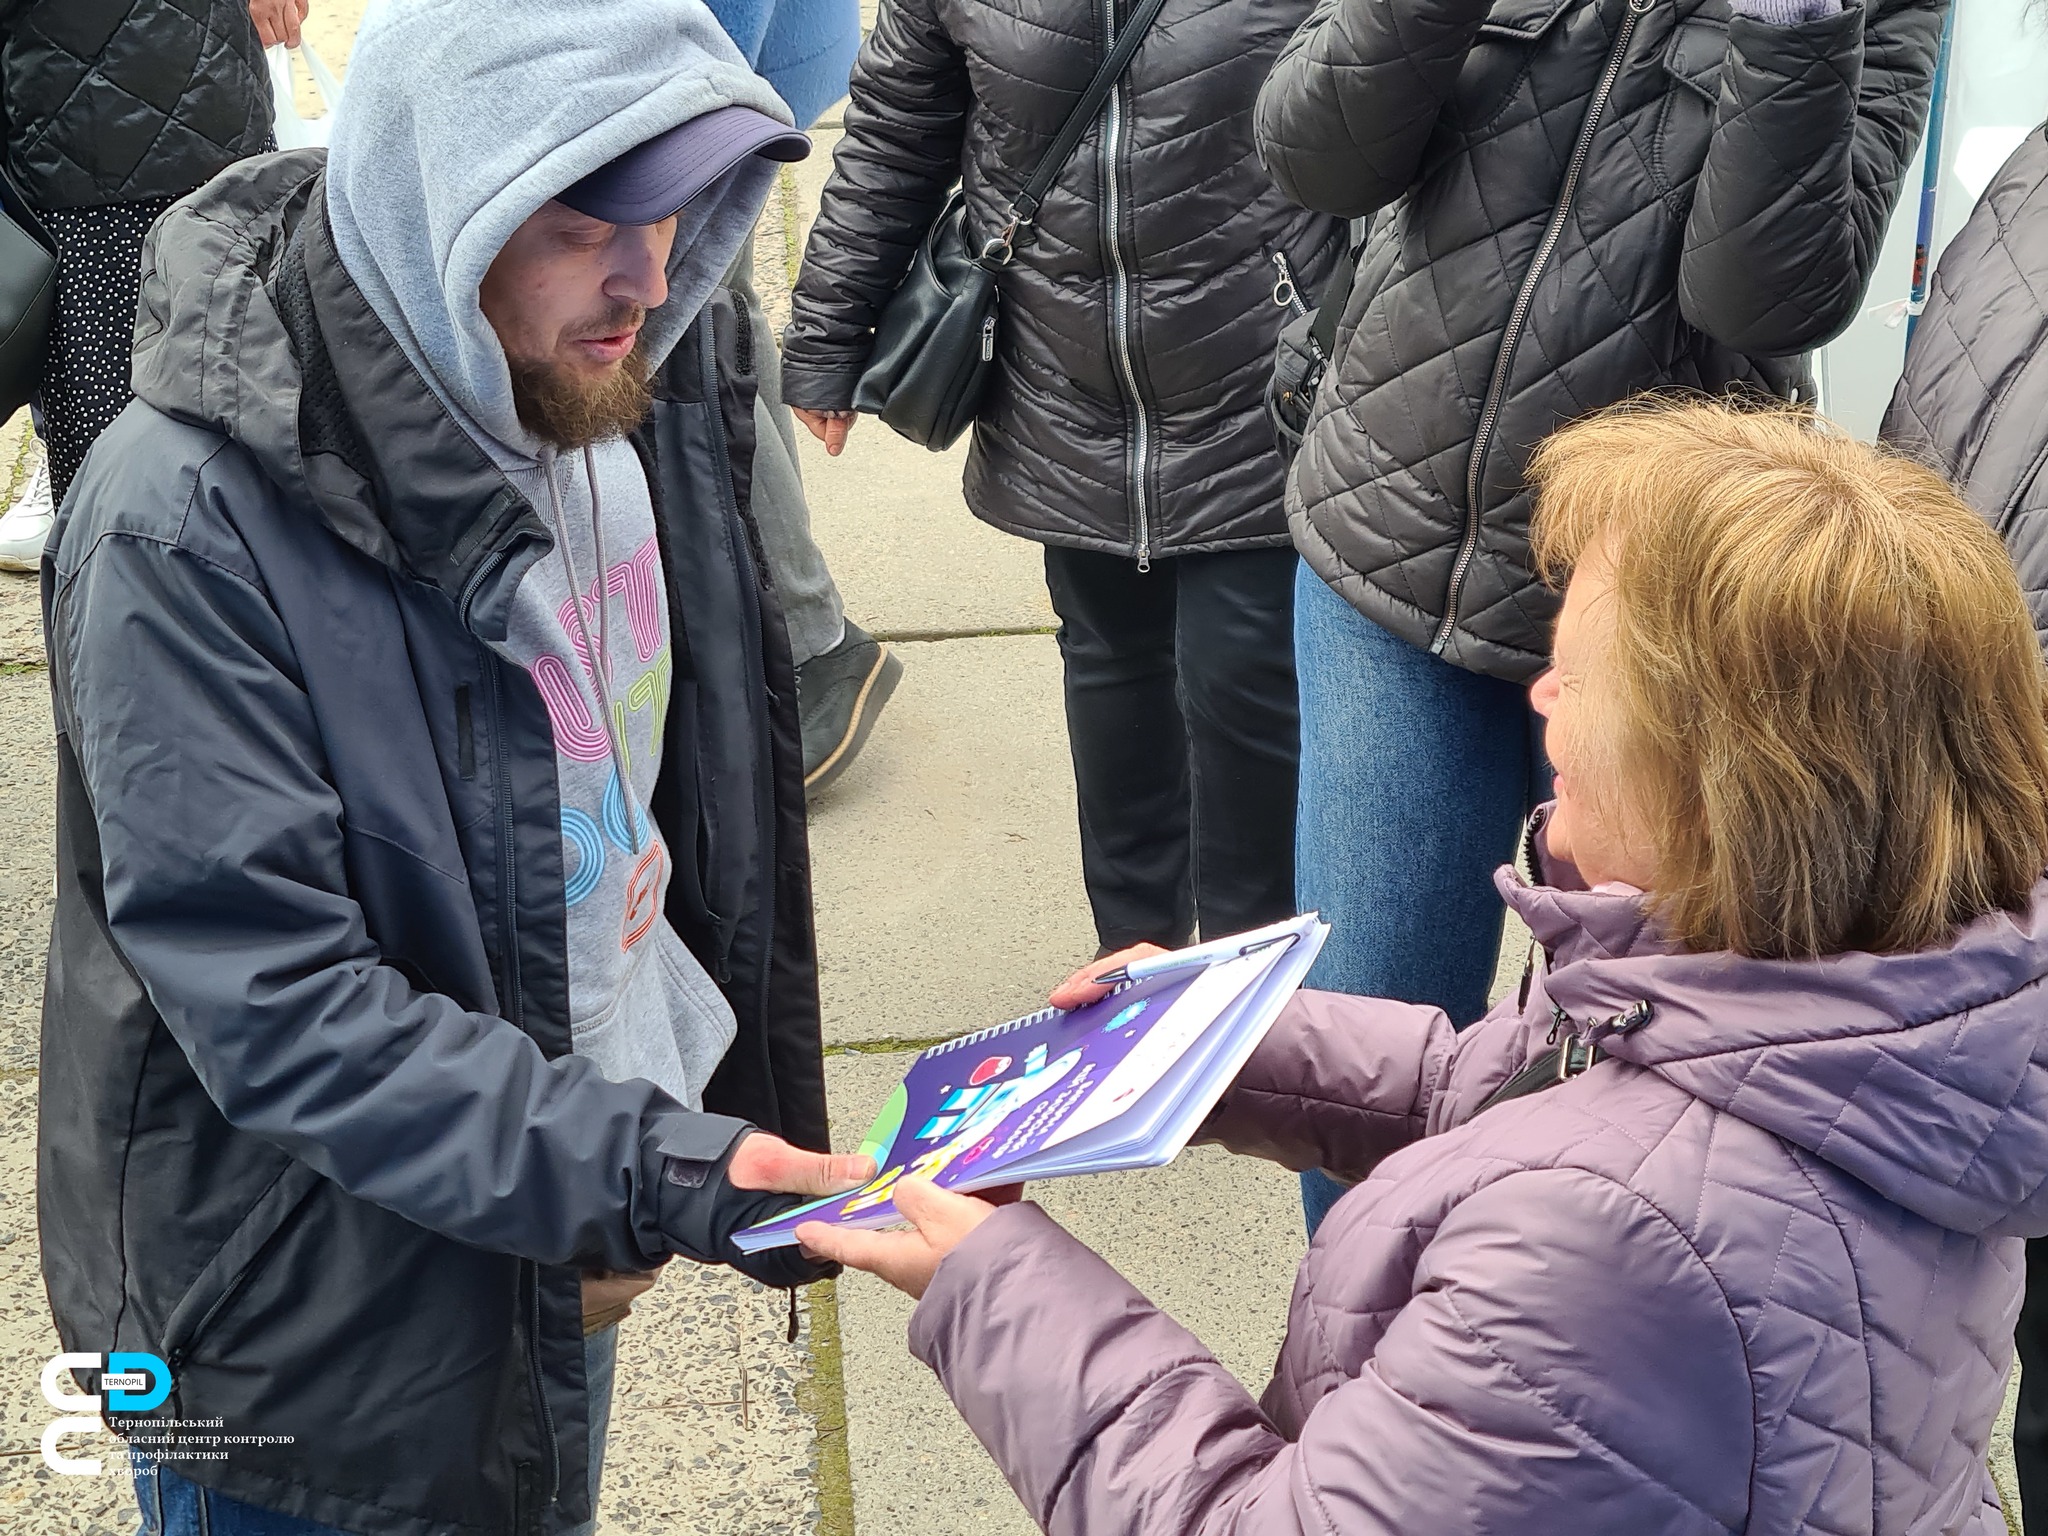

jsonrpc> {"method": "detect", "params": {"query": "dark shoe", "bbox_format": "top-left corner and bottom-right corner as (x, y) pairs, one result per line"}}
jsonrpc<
(798, 622), (903, 796)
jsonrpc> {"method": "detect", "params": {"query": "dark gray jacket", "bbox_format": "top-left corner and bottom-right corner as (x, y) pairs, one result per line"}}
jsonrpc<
(782, 0), (1343, 561)
(1263, 0), (1946, 681)
(40, 152), (829, 1536)
(1883, 125), (2048, 654)
(0, 0), (271, 209)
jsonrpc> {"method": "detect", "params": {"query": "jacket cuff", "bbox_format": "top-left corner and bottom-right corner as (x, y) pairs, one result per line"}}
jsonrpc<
(1725, 0), (1840, 18)
(654, 1124), (842, 1288)
(779, 360), (869, 413)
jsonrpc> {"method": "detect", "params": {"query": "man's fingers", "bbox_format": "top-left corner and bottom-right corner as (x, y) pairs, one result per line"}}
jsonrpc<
(727, 1132), (877, 1195)
(824, 418), (850, 456)
(810, 1151), (880, 1195)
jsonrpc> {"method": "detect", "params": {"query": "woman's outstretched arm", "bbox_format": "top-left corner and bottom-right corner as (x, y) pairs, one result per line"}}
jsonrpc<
(906, 1171), (1750, 1536)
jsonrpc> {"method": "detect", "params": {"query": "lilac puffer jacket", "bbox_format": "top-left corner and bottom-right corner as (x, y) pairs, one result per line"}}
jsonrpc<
(908, 853), (2048, 1534)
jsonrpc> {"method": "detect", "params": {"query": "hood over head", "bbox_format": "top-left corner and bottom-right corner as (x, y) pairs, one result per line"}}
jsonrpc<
(324, 0), (791, 457)
(1494, 813), (2048, 1241)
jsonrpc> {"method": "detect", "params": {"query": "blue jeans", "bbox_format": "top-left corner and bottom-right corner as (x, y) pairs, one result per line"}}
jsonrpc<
(1292, 563), (1550, 1236)
(132, 1324), (618, 1535)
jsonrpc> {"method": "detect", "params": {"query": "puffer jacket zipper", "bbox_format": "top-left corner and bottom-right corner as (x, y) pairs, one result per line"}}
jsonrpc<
(1100, 0), (1155, 572)
(1435, 0), (1659, 655)
(1271, 251), (1313, 324)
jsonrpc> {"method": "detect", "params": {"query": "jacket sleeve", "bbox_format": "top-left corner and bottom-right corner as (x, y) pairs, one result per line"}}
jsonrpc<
(51, 528), (828, 1288)
(1253, 0), (1495, 219)
(909, 1173), (1752, 1536)
(1196, 989), (1456, 1180)
(1678, 0), (1948, 355)
(780, 0), (971, 408)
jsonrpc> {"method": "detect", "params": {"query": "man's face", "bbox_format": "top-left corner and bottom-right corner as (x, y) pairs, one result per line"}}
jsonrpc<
(478, 200), (680, 449)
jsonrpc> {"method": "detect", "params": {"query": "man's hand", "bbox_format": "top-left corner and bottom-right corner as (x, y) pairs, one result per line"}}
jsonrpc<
(795, 1178), (1021, 1300)
(727, 1131), (876, 1196)
(250, 0), (309, 48)
(792, 407), (856, 457)
(1049, 943), (1169, 1011)
(581, 1265), (662, 1331)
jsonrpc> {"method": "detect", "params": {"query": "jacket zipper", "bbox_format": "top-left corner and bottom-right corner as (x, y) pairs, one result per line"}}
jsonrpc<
(483, 654), (524, 1031)
(527, 1262), (560, 1507)
(700, 322), (775, 993)
(1434, 0), (1657, 656)
(1100, 0), (1154, 572)
(1271, 251), (1311, 322)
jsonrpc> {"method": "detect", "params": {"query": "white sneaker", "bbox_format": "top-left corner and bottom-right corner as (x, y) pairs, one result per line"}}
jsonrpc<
(0, 457), (53, 572)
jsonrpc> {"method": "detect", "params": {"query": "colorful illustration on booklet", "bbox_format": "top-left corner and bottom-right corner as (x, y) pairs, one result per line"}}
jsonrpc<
(748, 970), (1203, 1238)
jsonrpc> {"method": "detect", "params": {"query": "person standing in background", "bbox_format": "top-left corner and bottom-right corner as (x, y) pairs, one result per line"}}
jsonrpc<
(782, 0), (1342, 959)
(1259, 0), (1948, 1234)
(0, 0), (287, 566)
(1881, 118), (2048, 1534)
(704, 0), (906, 796)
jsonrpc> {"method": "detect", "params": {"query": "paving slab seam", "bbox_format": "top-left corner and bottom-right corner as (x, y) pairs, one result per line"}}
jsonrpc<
(870, 625), (1058, 642)
(794, 1280), (855, 1536)
(823, 1036), (954, 1057)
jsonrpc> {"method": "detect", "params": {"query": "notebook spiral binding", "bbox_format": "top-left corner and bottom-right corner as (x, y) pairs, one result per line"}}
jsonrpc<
(921, 981), (1134, 1057)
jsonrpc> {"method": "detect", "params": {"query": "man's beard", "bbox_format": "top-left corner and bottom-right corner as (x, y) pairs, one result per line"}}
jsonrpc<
(505, 331), (655, 450)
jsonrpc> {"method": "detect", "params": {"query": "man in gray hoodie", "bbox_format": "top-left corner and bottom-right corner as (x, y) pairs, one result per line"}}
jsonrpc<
(39, 2), (866, 1532)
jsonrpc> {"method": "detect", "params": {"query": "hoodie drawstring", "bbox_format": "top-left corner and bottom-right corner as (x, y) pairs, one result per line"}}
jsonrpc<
(539, 445), (641, 854)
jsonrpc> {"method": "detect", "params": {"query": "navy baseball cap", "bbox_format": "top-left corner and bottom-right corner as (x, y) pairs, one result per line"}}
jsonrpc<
(558, 104), (810, 226)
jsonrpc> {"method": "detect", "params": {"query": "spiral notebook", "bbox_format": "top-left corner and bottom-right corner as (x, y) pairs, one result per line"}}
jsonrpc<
(732, 913), (1328, 1252)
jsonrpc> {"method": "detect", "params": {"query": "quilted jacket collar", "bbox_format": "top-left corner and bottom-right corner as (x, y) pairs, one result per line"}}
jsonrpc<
(1495, 818), (2048, 1238)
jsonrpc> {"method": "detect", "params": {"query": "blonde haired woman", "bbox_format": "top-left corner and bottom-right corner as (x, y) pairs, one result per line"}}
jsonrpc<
(803, 401), (2048, 1536)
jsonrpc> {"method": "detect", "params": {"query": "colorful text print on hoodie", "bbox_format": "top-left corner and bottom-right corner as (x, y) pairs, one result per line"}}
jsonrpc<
(327, 0), (794, 1106)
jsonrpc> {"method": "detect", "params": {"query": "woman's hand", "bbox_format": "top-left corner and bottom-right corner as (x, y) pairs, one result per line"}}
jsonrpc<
(795, 1178), (1022, 1299)
(1049, 943), (1169, 1011)
(250, 0), (309, 48)
(793, 407), (857, 457)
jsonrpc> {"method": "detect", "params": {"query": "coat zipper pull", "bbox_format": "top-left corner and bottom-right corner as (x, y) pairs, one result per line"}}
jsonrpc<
(980, 313), (996, 361)
(1136, 544), (1151, 574)
(1270, 251), (1298, 311)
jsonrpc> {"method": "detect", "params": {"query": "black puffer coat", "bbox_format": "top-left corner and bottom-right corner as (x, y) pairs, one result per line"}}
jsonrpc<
(0, 0), (270, 210)
(1883, 125), (2048, 655)
(1261, 0), (1945, 681)
(782, 0), (1343, 561)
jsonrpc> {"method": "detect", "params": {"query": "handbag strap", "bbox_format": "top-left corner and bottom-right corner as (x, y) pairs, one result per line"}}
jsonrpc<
(981, 0), (1174, 264)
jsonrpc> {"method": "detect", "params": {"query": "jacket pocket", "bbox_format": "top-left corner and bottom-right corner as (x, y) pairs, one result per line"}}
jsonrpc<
(1455, 0), (1579, 130)
(159, 1161), (325, 1375)
(1652, 16), (1729, 210)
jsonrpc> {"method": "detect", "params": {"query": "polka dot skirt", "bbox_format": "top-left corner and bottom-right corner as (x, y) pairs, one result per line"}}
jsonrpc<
(37, 196), (176, 504)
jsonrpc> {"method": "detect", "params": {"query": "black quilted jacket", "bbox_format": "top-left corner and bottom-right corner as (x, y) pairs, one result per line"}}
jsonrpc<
(0, 0), (270, 210)
(1263, 0), (1946, 681)
(1883, 124), (2048, 657)
(782, 0), (1344, 560)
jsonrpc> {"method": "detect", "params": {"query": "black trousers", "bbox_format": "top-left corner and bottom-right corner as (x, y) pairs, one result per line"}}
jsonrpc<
(1043, 545), (1299, 953)
(2018, 1238), (2048, 1530)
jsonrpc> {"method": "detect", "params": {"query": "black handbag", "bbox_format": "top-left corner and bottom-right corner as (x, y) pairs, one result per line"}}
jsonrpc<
(852, 0), (1171, 451)
(1266, 234), (1357, 465)
(0, 164), (56, 421)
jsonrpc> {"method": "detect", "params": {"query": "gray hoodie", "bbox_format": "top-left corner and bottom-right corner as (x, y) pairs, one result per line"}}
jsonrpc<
(326, 0), (793, 1107)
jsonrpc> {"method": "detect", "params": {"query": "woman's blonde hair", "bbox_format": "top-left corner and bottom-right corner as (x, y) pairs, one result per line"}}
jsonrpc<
(1527, 398), (2048, 959)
